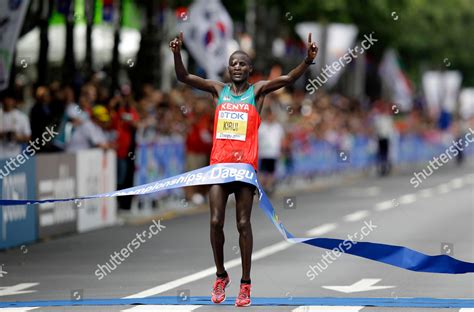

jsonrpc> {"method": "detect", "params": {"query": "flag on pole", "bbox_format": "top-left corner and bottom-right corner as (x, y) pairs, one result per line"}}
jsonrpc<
(379, 49), (414, 112)
(459, 88), (474, 119)
(177, 0), (233, 80)
(0, 0), (30, 91)
(102, 0), (114, 22)
(422, 70), (462, 124)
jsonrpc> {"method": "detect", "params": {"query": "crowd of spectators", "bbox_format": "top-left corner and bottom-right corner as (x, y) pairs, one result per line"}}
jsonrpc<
(1, 72), (471, 204)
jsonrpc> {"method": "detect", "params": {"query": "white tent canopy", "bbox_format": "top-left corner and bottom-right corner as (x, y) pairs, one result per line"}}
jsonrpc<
(16, 24), (141, 67)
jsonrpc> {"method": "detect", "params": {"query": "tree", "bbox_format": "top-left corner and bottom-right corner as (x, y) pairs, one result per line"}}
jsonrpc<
(37, 0), (53, 85)
(63, 0), (77, 85)
(131, 0), (162, 95)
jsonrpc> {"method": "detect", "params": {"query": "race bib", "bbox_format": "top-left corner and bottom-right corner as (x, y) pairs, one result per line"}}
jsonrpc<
(216, 110), (248, 141)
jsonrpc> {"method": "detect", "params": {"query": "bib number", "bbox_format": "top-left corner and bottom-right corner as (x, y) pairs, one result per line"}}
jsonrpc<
(216, 110), (248, 141)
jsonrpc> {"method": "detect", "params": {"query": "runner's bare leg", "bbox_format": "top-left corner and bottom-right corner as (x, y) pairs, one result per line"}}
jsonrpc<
(209, 184), (229, 274)
(234, 183), (255, 281)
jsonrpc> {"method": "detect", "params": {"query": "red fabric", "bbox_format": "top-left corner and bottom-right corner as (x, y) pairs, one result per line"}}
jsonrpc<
(112, 107), (139, 159)
(185, 113), (213, 154)
(210, 102), (261, 170)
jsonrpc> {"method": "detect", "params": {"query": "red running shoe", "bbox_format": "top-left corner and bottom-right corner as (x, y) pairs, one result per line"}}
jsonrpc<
(211, 275), (231, 304)
(235, 283), (251, 307)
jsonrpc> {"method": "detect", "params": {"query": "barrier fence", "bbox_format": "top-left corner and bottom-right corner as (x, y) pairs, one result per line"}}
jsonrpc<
(0, 149), (116, 249)
(1, 133), (472, 250)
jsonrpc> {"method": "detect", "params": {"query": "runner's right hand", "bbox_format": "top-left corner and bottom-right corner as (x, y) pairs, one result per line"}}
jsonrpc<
(169, 32), (184, 53)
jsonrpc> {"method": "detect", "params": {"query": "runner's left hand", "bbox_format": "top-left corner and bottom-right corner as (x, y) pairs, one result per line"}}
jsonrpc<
(307, 33), (318, 61)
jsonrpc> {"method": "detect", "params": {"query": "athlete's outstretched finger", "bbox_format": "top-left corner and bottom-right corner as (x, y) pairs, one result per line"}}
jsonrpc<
(308, 33), (312, 44)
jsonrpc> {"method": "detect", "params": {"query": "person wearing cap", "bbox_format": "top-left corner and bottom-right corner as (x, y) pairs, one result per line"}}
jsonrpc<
(66, 105), (111, 152)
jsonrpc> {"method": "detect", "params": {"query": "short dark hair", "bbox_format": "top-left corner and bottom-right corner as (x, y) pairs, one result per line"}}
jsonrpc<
(229, 50), (252, 65)
(0, 88), (15, 101)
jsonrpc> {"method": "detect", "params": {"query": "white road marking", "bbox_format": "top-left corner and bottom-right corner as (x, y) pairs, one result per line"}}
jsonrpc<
(459, 309), (474, 312)
(292, 306), (363, 312)
(0, 309), (38, 312)
(323, 278), (394, 293)
(125, 172), (473, 301)
(122, 306), (201, 311)
(0, 284), (38, 297)
(449, 177), (464, 189)
(374, 200), (393, 211)
(306, 223), (338, 236)
(124, 241), (292, 298)
(465, 173), (474, 183)
(418, 188), (434, 198)
(437, 183), (451, 194)
(343, 210), (370, 222)
(398, 193), (417, 204)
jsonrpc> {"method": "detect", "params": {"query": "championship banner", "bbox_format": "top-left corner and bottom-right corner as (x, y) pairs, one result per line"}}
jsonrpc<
(0, 163), (473, 274)
(0, 0), (29, 91)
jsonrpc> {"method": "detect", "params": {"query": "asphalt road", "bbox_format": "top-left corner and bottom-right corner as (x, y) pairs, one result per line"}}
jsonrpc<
(0, 158), (473, 311)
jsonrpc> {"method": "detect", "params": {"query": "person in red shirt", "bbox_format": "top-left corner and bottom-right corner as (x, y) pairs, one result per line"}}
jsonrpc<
(110, 90), (140, 209)
(170, 32), (318, 307)
(185, 97), (213, 204)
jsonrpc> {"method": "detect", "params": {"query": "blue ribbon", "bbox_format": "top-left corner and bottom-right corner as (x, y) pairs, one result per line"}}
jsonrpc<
(1, 163), (473, 274)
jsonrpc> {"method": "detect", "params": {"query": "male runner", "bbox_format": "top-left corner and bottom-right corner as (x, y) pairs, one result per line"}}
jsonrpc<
(170, 32), (317, 307)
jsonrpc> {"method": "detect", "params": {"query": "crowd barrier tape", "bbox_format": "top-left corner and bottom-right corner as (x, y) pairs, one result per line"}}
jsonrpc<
(1, 163), (473, 274)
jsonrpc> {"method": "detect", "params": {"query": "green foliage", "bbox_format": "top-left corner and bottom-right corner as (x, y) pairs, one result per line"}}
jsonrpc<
(223, 0), (474, 85)
(49, 0), (141, 29)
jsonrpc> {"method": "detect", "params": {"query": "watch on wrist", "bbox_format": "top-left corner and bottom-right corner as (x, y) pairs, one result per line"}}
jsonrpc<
(305, 58), (315, 65)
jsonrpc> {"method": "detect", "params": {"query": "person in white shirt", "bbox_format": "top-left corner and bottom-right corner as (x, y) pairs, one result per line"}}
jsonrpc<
(258, 109), (284, 194)
(372, 102), (395, 176)
(0, 93), (31, 158)
(66, 105), (111, 152)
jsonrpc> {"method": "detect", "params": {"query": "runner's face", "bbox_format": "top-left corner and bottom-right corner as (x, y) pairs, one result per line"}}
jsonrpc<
(228, 54), (251, 83)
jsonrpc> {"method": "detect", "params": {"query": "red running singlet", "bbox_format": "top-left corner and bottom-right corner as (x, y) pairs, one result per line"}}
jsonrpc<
(210, 84), (261, 170)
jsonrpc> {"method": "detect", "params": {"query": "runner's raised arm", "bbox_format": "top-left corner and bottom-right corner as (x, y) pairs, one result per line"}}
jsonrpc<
(254, 33), (318, 99)
(169, 32), (224, 97)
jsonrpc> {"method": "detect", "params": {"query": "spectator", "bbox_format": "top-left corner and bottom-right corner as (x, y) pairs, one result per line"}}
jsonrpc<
(184, 97), (213, 204)
(372, 100), (395, 176)
(65, 85), (88, 124)
(281, 130), (294, 180)
(258, 108), (284, 194)
(66, 105), (111, 152)
(0, 92), (31, 157)
(110, 86), (140, 209)
(30, 86), (58, 152)
(49, 84), (73, 150)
